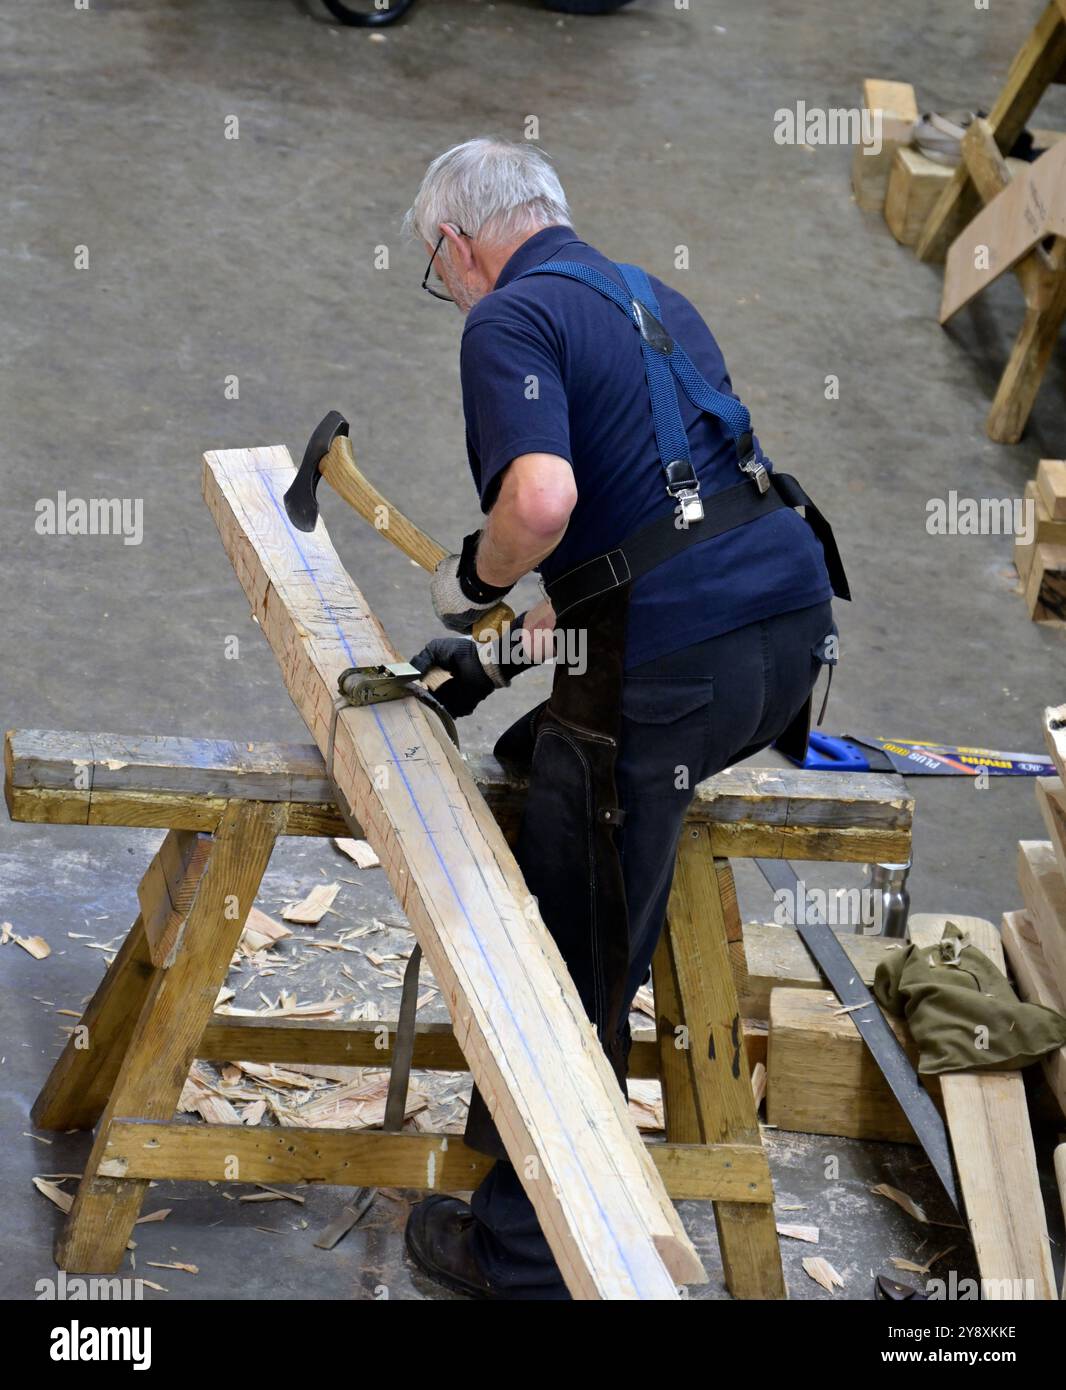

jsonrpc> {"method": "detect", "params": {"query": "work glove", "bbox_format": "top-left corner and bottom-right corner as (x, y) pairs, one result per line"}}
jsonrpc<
(411, 626), (532, 719)
(430, 530), (514, 634)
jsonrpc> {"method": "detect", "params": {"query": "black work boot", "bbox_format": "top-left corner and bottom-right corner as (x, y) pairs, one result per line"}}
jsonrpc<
(404, 1195), (496, 1299)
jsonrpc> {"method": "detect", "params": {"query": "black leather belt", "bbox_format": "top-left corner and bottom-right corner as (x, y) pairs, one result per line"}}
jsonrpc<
(544, 472), (851, 620)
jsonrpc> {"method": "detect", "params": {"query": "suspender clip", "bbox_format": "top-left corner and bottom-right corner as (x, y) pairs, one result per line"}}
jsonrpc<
(672, 484), (705, 524)
(739, 450), (770, 494)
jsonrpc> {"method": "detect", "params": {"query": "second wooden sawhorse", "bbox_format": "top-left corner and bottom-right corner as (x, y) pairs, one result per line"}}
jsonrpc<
(5, 729), (913, 1299)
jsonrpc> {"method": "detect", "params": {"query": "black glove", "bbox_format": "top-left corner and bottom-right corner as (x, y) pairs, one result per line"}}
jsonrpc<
(411, 624), (533, 719)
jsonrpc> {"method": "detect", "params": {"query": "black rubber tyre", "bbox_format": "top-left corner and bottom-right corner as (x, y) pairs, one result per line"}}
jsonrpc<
(320, 0), (417, 26)
(542, 0), (636, 12)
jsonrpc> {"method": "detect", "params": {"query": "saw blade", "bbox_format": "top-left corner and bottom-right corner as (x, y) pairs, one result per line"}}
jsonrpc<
(755, 858), (960, 1214)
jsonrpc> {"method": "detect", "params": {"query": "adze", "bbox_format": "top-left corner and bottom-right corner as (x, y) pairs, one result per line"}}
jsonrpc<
(284, 410), (515, 643)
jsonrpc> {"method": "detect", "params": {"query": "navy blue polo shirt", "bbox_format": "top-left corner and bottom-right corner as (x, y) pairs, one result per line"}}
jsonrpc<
(460, 225), (833, 668)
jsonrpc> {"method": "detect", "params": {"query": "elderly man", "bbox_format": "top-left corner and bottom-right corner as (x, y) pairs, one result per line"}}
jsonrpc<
(401, 138), (849, 1300)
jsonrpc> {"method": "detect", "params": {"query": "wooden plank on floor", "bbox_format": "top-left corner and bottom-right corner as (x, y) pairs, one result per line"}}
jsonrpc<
(907, 914), (1056, 1299)
(1001, 909), (1066, 1117)
(201, 443), (703, 1300)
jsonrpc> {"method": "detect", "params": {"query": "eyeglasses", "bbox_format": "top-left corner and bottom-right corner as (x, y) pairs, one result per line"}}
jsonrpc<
(421, 225), (470, 302)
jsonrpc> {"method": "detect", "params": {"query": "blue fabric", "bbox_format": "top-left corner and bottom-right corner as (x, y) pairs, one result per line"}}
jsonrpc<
(459, 225), (833, 667)
(515, 259), (700, 477)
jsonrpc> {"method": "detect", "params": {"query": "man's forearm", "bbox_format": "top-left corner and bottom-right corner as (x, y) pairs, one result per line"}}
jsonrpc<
(476, 512), (565, 587)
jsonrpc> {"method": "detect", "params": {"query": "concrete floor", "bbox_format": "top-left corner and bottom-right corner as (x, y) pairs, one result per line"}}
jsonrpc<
(2, 0), (1065, 1301)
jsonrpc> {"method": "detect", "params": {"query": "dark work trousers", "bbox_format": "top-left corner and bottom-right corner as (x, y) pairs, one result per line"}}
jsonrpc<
(468, 598), (837, 1299)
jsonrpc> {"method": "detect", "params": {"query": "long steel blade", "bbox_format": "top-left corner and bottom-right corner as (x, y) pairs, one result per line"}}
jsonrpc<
(755, 858), (960, 1213)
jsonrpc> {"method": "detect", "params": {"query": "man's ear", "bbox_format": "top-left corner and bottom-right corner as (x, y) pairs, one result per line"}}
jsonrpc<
(439, 222), (472, 269)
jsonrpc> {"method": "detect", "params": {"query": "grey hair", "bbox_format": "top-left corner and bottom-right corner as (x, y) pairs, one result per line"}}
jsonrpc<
(403, 138), (571, 247)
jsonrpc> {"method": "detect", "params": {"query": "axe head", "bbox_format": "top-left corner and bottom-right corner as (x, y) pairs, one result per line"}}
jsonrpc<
(284, 410), (350, 532)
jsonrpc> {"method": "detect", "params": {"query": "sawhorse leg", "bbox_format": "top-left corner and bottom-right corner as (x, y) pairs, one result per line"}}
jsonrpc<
(987, 240), (1066, 443)
(55, 799), (283, 1272)
(34, 829), (214, 1131)
(33, 911), (158, 1132)
(653, 829), (786, 1299)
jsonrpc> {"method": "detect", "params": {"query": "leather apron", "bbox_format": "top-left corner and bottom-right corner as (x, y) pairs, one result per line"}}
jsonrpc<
(464, 582), (634, 1158)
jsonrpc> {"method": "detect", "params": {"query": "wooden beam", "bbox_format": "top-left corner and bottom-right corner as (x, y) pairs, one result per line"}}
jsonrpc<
(4, 729), (913, 862)
(907, 914), (1056, 1300)
(916, 2), (1066, 261)
(663, 825), (785, 1298)
(195, 1011), (767, 1082)
(97, 1122), (772, 1206)
(1001, 909), (1066, 1117)
(201, 444), (702, 1299)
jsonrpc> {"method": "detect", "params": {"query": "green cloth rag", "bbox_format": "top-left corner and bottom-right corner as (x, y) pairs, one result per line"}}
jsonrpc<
(873, 921), (1066, 1075)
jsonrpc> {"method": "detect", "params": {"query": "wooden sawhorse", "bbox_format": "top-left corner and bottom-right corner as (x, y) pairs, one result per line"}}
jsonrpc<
(6, 730), (913, 1298)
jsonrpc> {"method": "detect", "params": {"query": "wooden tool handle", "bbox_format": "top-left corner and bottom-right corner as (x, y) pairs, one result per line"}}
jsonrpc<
(321, 435), (517, 642)
(422, 667), (450, 693)
(322, 435), (447, 571)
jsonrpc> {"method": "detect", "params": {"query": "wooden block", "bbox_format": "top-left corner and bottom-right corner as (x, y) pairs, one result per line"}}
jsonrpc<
(908, 914), (1057, 1300)
(738, 920), (905, 1020)
(1024, 543), (1066, 622)
(1018, 840), (1066, 993)
(1001, 909), (1066, 1117)
(766, 987), (939, 1142)
(202, 444), (703, 1300)
(1037, 459), (1066, 519)
(1047, 705), (1066, 778)
(1036, 776), (1066, 884)
(1025, 479), (1066, 545)
(851, 79), (918, 212)
(1015, 529), (1038, 585)
(885, 148), (952, 246)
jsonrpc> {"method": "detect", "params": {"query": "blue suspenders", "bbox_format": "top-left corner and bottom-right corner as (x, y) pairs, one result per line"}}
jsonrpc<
(513, 258), (770, 524)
